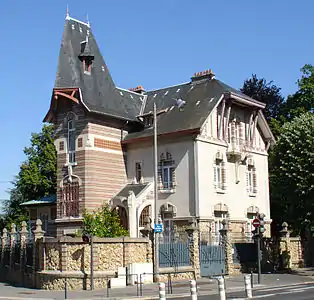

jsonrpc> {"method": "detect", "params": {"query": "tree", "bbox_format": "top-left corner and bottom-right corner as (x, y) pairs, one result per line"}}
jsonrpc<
(240, 74), (285, 121)
(2, 124), (56, 227)
(270, 112), (314, 234)
(82, 205), (128, 237)
(17, 124), (57, 201)
(283, 64), (314, 120)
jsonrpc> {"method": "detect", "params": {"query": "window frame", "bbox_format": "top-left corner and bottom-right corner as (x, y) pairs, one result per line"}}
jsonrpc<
(135, 162), (142, 183)
(67, 118), (76, 165)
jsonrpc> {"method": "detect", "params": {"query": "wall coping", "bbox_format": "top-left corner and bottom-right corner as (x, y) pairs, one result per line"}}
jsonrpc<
(42, 236), (149, 244)
(38, 270), (116, 278)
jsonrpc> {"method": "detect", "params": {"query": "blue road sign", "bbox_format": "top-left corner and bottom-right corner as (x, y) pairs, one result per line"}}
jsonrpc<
(154, 223), (163, 233)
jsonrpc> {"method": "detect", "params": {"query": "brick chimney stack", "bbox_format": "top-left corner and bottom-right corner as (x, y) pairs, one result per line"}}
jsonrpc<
(191, 69), (215, 82)
(128, 86), (146, 94)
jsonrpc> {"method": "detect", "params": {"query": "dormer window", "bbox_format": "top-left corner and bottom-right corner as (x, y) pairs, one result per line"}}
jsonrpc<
(79, 37), (94, 76)
(83, 59), (92, 74)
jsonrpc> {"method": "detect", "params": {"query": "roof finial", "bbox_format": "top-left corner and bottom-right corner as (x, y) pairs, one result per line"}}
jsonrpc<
(86, 13), (90, 27)
(66, 4), (69, 19)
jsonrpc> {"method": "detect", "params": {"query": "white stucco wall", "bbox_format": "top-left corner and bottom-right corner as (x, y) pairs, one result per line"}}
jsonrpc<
(196, 134), (270, 221)
(126, 138), (195, 218)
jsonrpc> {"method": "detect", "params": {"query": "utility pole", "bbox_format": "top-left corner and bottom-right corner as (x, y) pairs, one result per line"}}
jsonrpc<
(90, 235), (94, 290)
(153, 102), (159, 278)
(256, 226), (261, 284)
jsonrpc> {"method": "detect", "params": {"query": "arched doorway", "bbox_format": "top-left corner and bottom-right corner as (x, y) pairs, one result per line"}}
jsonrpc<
(139, 205), (152, 228)
(114, 206), (128, 230)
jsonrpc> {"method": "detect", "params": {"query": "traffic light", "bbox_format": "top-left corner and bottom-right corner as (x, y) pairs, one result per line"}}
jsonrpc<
(258, 213), (266, 234)
(82, 233), (90, 243)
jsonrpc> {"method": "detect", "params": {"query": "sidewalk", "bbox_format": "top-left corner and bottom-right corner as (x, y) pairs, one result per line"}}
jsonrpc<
(0, 273), (313, 300)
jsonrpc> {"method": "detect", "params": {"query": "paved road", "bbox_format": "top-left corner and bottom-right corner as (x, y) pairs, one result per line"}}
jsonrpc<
(171, 282), (314, 300)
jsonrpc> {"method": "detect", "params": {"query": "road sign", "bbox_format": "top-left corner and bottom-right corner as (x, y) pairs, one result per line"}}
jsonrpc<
(154, 223), (163, 233)
(252, 218), (260, 228)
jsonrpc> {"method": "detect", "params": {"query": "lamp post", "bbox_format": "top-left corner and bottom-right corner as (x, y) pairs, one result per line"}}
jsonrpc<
(153, 102), (159, 278)
(152, 98), (186, 279)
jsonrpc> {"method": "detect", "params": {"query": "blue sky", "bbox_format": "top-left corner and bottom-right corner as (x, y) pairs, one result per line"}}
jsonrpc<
(0, 0), (313, 209)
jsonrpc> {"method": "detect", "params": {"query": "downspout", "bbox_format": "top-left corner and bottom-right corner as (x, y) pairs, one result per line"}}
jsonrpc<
(194, 140), (199, 219)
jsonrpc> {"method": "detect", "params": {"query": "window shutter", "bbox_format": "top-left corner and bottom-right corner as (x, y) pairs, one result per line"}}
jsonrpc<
(221, 161), (227, 190)
(246, 167), (250, 193)
(170, 167), (176, 188)
(158, 167), (163, 189)
(213, 164), (218, 188)
(252, 167), (258, 194)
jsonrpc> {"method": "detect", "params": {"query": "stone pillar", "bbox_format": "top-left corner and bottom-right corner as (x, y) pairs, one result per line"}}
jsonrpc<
(140, 217), (154, 263)
(33, 219), (45, 288)
(20, 221), (28, 282)
(60, 242), (68, 271)
(279, 222), (291, 269)
(219, 220), (234, 275)
(0, 228), (8, 269)
(9, 223), (16, 268)
(186, 226), (200, 278)
(127, 191), (137, 238)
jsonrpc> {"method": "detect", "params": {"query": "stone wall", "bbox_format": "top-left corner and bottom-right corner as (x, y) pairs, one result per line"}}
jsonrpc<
(0, 220), (151, 291)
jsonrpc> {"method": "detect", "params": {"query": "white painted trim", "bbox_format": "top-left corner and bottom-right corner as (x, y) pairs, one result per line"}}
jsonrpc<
(66, 15), (90, 28)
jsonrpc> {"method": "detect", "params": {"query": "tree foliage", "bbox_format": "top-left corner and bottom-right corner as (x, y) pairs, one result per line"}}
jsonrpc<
(283, 64), (314, 120)
(2, 124), (56, 227)
(83, 205), (129, 238)
(241, 74), (285, 121)
(270, 112), (314, 234)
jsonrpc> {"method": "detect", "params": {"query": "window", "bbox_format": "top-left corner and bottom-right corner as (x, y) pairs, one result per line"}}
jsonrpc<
(228, 120), (240, 146)
(67, 117), (76, 164)
(213, 211), (227, 244)
(246, 159), (257, 195)
(59, 181), (80, 218)
(83, 59), (92, 74)
(158, 152), (176, 190)
(214, 160), (222, 189)
(135, 162), (142, 183)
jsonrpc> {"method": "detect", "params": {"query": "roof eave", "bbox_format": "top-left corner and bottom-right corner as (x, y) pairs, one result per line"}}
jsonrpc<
(122, 128), (200, 144)
(258, 111), (276, 146)
(225, 91), (266, 109)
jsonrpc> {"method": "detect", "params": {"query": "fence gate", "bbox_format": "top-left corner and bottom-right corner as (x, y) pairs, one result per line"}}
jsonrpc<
(199, 244), (225, 277)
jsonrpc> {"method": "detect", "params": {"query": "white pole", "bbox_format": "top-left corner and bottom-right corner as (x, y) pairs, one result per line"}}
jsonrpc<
(159, 282), (166, 300)
(190, 279), (197, 300)
(217, 277), (226, 300)
(244, 274), (253, 298)
(153, 102), (159, 279)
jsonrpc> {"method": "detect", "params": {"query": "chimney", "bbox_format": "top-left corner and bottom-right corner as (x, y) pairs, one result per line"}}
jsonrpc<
(128, 86), (146, 94)
(191, 69), (215, 82)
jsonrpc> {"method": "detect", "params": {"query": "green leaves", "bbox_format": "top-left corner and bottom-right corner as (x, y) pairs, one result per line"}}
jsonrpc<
(270, 113), (314, 234)
(2, 124), (57, 228)
(82, 205), (129, 238)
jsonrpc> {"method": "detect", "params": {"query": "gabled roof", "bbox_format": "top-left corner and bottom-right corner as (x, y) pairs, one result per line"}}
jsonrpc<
(113, 183), (149, 199)
(53, 17), (142, 121)
(21, 195), (56, 207)
(123, 78), (271, 143)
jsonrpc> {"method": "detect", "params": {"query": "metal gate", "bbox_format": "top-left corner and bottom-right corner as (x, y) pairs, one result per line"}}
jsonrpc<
(199, 244), (225, 277)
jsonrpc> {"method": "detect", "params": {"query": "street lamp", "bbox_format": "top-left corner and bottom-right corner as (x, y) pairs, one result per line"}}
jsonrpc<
(153, 98), (186, 278)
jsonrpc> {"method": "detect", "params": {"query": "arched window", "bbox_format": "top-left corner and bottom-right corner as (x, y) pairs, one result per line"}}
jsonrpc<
(158, 152), (176, 190)
(139, 205), (151, 227)
(59, 180), (80, 218)
(67, 113), (76, 164)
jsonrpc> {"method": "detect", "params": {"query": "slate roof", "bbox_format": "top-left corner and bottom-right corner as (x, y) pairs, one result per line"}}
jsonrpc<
(124, 79), (242, 142)
(55, 17), (143, 121)
(52, 16), (274, 144)
(113, 183), (149, 199)
(21, 195), (56, 206)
